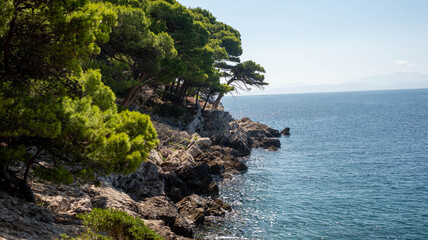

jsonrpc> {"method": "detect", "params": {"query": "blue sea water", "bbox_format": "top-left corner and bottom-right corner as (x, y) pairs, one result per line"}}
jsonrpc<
(197, 89), (428, 240)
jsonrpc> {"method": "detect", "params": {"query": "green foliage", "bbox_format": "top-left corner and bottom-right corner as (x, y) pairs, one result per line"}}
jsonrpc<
(0, 0), (266, 193)
(0, 70), (158, 185)
(228, 60), (267, 90)
(95, 1), (177, 82)
(75, 69), (117, 112)
(76, 208), (164, 240)
(0, 0), (116, 89)
(191, 8), (242, 62)
(152, 103), (188, 119)
(83, 59), (138, 98)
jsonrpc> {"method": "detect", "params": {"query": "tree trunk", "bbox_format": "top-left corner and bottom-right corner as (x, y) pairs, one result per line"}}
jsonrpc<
(202, 92), (212, 112)
(178, 81), (189, 104)
(122, 85), (140, 107)
(194, 87), (201, 109)
(0, 166), (36, 202)
(174, 79), (182, 94)
(213, 93), (224, 109)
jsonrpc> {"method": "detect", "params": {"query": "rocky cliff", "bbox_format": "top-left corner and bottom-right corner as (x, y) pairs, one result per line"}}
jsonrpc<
(0, 107), (283, 240)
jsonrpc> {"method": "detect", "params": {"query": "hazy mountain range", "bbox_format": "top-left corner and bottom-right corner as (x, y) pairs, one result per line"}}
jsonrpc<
(274, 72), (428, 94)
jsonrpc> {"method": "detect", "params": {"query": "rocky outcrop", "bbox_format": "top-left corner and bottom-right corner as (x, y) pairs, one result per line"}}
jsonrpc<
(112, 156), (165, 201)
(184, 104), (204, 135)
(201, 110), (251, 156)
(200, 111), (282, 154)
(281, 127), (291, 136)
(0, 191), (81, 240)
(138, 196), (193, 238)
(195, 146), (248, 176)
(164, 162), (219, 203)
(176, 194), (231, 226)
(0, 107), (284, 240)
(236, 117), (281, 151)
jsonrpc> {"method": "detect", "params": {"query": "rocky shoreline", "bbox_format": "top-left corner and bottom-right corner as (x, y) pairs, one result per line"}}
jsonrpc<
(0, 106), (286, 240)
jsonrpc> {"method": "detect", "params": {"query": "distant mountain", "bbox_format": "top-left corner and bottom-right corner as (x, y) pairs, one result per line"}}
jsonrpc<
(277, 72), (428, 94)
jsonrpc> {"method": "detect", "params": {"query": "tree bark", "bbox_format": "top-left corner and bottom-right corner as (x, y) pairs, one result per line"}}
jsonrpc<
(0, 166), (36, 202)
(121, 85), (140, 107)
(213, 92), (224, 109)
(202, 92), (212, 112)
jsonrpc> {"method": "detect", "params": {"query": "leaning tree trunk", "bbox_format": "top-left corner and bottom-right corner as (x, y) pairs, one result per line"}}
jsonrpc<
(202, 91), (212, 112)
(213, 92), (224, 109)
(121, 85), (140, 107)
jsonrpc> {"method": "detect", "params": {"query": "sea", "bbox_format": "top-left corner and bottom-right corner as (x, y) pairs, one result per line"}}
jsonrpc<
(196, 89), (428, 240)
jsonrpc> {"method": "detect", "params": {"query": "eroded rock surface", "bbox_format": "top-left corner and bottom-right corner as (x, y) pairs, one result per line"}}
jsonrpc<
(0, 109), (284, 240)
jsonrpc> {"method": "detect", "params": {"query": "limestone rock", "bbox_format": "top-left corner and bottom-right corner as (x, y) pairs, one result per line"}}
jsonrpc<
(138, 196), (193, 238)
(201, 110), (251, 156)
(165, 150), (196, 168)
(195, 146), (248, 176)
(176, 195), (232, 226)
(236, 117), (281, 150)
(187, 144), (202, 158)
(113, 160), (165, 201)
(196, 137), (212, 148)
(176, 194), (207, 225)
(0, 192), (82, 240)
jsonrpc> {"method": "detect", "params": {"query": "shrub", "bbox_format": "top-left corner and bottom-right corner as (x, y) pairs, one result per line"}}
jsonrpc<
(73, 208), (164, 240)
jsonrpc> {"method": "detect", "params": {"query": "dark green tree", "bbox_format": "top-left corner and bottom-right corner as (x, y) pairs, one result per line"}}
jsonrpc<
(0, 0), (158, 202)
(213, 60), (267, 108)
(90, 1), (177, 106)
(148, 0), (215, 103)
(0, 0), (116, 93)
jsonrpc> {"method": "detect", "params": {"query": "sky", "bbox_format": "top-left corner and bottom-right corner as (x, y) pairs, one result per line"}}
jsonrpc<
(179, 0), (428, 94)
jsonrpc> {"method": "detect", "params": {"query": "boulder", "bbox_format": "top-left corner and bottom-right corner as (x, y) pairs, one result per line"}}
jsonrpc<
(206, 198), (232, 217)
(236, 117), (281, 150)
(196, 137), (212, 148)
(195, 146), (248, 176)
(138, 196), (193, 238)
(164, 163), (218, 202)
(176, 195), (206, 225)
(281, 127), (290, 135)
(187, 144), (202, 158)
(176, 195), (232, 226)
(165, 150), (196, 168)
(176, 163), (217, 197)
(113, 160), (165, 201)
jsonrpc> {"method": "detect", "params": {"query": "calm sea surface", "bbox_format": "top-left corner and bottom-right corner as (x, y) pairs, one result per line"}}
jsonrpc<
(196, 89), (428, 240)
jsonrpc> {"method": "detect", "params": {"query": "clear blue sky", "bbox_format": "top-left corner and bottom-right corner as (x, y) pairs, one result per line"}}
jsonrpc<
(179, 0), (428, 94)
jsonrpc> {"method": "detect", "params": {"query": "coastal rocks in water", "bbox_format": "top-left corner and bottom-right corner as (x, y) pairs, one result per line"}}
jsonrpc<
(176, 195), (206, 225)
(281, 127), (291, 136)
(164, 162), (218, 203)
(201, 110), (251, 156)
(195, 146), (248, 176)
(236, 117), (281, 151)
(176, 194), (232, 226)
(175, 163), (218, 197)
